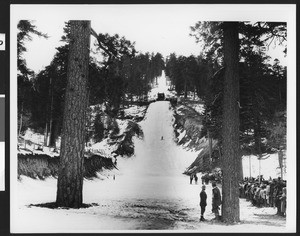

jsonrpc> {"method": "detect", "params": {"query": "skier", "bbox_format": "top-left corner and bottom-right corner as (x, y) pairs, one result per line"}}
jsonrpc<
(199, 185), (207, 221)
(161, 136), (163, 140)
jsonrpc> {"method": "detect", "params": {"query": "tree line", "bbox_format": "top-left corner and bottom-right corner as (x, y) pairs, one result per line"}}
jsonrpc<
(165, 21), (286, 223)
(17, 20), (164, 147)
(166, 22), (286, 165)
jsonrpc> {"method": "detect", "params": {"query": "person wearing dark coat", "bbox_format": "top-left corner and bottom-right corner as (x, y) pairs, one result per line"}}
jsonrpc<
(212, 181), (222, 220)
(200, 185), (207, 221)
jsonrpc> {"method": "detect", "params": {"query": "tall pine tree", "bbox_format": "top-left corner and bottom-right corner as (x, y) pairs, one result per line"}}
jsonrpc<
(56, 20), (90, 208)
(221, 22), (240, 223)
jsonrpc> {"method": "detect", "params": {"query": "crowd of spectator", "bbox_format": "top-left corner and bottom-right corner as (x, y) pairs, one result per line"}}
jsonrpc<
(239, 176), (287, 217)
(201, 170), (222, 185)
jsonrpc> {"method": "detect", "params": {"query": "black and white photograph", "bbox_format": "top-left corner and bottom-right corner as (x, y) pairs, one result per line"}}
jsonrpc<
(10, 3), (296, 233)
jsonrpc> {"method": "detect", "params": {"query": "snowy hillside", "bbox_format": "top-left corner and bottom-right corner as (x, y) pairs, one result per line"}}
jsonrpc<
(11, 72), (292, 233)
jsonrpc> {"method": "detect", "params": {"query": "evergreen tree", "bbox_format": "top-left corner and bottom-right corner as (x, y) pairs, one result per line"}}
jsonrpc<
(56, 20), (91, 208)
(190, 21), (287, 158)
(190, 20), (286, 223)
(31, 45), (68, 146)
(266, 111), (286, 178)
(17, 20), (48, 136)
(221, 22), (240, 223)
(165, 54), (211, 99)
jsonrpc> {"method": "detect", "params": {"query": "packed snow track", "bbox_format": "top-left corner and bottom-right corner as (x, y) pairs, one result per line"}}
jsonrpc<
(12, 74), (287, 233)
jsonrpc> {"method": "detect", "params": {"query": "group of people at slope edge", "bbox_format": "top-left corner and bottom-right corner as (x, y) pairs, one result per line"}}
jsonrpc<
(190, 173), (198, 184)
(198, 175), (287, 222)
(240, 176), (287, 217)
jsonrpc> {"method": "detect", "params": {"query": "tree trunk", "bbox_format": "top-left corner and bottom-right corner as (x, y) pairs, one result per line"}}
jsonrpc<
(56, 20), (91, 208)
(249, 155), (251, 178)
(278, 149), (283, 179)
(221, 22), (240, 223)
(239, 154), (243, 181)
(254, 117), (262, 183)
(278, 80), (282, 104)
(44, 76), (52, 146)
(49, 120), (58, 148)
(48, 77), (54, 147)
(184, 76), (187, 99)
(18, 101), (24, 138)
(44, 122), (49, 146)
(208, 129), (212, 166)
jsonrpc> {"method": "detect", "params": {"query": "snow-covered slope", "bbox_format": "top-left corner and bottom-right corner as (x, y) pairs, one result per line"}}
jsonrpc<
(148, 71), (175, 100)
(121, 101), (197, 177)
(11, 73), (291, 233)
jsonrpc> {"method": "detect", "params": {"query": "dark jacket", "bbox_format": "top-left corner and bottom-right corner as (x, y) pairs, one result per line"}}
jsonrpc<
(212, 186), (222, 207)
(200, 190), (207, 206)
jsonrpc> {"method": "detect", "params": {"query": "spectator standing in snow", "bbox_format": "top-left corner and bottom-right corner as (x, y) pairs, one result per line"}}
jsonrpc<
(274, 179), (284, 213)
(266, 183), (271, 206)
(269, 179), (275, 207)
(201, 174), (209, 185)
(240, 177), (287, 210)
(211, 181), (222, 220)
(190, 174), (194, 184)
(194, 174), (198, 184)
(275, 189), (283, 215)
(199, 185), (207, 221)
(260, 185), (267, 207)
(239, 181), (244, 198)
(280, 187), (287, 217)
(254, 185), (261, 207)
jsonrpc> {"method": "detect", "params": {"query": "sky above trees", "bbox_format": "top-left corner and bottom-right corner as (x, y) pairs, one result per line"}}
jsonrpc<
(11, 4), (293, 73)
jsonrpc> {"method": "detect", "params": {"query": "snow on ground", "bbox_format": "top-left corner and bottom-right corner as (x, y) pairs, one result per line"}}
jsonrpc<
(14, 173), (287, 233)
(123, 105), (147, 118)
(88, 138), (117, 158)
(148, 71), (175, 101)
(177, 130), (186, 143)
(22, 129), (44, 145)
(12, 74), (291, 233)
(121, 100), (199, 178)
(87, 120), (130, 158)
(18, 105), (145, 159)
(175, 105), (186, 115)
(18, 128), (60, 157)
(177, 100), (205, 115)
(188, 103), (205, 115)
